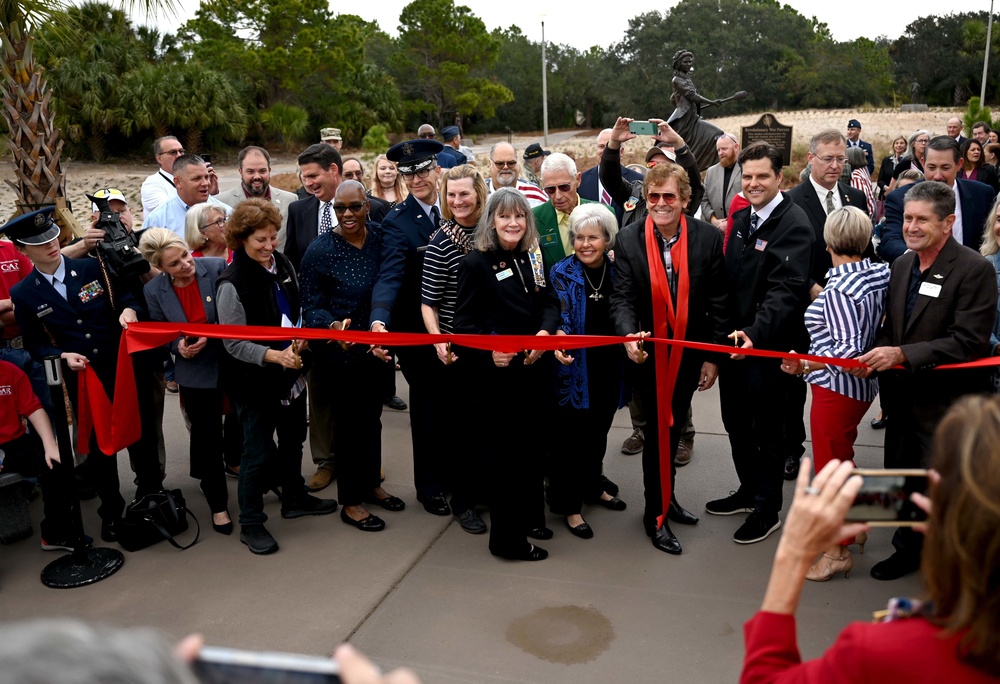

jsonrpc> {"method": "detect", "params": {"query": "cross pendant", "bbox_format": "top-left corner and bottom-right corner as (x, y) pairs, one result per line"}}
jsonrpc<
(589, 292), (603, 301)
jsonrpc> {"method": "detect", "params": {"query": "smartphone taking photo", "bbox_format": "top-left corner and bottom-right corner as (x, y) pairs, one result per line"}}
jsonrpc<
(194, 646), (341, 684)
(845, 469), (929, 526)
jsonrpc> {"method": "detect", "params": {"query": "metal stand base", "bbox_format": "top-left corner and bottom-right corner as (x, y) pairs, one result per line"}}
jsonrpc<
(40, 547), (124, 588)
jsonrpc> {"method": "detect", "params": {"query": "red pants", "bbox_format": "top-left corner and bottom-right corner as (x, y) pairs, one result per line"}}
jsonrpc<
(809, 383), (872, 472)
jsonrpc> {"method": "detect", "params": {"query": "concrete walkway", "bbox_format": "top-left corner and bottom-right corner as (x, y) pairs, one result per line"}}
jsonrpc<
(0, 377), (919, 683)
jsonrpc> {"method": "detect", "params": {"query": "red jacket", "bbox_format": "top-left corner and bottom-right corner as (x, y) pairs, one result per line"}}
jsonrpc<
(742, 611), (998, 683)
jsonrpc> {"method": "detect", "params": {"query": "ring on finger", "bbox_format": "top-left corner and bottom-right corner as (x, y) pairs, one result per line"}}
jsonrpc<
(804, 486), (821, 496)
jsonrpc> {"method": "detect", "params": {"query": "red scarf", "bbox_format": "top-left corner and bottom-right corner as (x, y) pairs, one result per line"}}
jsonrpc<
(644, 213), (690, 529)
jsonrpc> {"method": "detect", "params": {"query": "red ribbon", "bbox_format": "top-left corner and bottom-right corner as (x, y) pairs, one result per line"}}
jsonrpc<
(75, 321), (1000, 457)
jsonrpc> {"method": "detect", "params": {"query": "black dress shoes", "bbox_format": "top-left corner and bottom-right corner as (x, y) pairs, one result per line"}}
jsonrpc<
(783, 456), (801, 481)
(417, 494), (451, 516)
(600, 475), (620, 497)
(527, 526), (554, 540)
(870, 414), (888, 429)
(492, 544), (548, 561)
(565, 517), (594, 539)
(100, 519), (120, 543)
(281, 494), (338, 519)
(384, 395), (407, 411)
(340, 507), (385, 532)
(667, 498), (699, 525)
(651, 524), (682, 555)
(870, 552), (920, 581)
(364, 494), (406, 512)
(593, 495), (627, 511)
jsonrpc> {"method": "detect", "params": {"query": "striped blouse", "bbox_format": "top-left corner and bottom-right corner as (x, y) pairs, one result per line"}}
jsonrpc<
(420, 221), (475, 333)
(804, 259), (891, 402)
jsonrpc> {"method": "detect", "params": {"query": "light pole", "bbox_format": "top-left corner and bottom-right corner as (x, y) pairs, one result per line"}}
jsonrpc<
(982, 0), (995, 105)
(541, 19), (549, 146)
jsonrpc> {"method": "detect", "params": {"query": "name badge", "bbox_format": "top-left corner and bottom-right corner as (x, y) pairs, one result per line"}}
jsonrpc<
(918, 282), (942, 298)
(754, 239), (768, 251)
(36, 306), (53, 318)
(496, 268), (513, 281)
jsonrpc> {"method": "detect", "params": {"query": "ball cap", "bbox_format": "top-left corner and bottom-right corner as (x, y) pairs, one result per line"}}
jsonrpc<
(645, 145), (677, 164)
(320, 127), (342, 141)
(387, 139), (444, 174)
(90, 187), (129, 212)
(523, 143), (551, 160)
(847, 119), (862, 129)
(0, 206), (60, 246)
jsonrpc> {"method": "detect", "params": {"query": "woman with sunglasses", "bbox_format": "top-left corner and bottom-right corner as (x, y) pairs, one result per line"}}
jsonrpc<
(185, 203), (232, 263)
(609, 162), (728, 556)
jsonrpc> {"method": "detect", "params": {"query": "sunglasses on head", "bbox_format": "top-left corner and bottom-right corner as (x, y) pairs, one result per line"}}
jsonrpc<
(543, 183), (573, 195)
(646, 191), (678, 205)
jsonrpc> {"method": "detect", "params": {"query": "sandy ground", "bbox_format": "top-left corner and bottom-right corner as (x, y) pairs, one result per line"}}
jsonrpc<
(0, 106), (964, 231)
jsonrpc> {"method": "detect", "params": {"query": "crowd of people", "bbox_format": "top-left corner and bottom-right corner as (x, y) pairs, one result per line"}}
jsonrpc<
(1, 115), (998, 583)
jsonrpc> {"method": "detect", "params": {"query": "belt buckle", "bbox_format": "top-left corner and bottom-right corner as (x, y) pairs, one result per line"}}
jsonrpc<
(11, 336), (23, 350)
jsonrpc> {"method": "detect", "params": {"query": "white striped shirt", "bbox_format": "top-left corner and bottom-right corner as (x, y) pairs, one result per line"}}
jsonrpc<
(804, 259), (890, 402)
(485, 178), (548, 208)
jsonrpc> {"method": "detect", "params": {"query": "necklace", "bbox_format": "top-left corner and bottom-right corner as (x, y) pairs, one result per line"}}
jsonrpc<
(583, 262), (607, 301)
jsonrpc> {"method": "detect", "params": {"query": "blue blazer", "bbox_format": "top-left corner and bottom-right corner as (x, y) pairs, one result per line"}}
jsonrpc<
(370, 194), (439, 332)
(879, 179), (996, 264)
(143, 257), (226, 388)
(849, 139), (875, 176)
(11, 256), (140, 388)
(579, 165), (643, 225)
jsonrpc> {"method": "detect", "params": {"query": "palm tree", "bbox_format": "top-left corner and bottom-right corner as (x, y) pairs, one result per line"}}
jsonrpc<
(0, 0), (173, 216)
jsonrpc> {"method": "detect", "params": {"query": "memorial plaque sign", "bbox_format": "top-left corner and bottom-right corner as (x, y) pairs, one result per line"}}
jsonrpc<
(741, 114), (793, 167)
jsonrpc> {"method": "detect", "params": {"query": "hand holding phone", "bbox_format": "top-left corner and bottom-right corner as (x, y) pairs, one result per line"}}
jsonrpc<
(194, 646), (341, 684)
(628, 120), (658, 136)
(845, 469), (929, 526)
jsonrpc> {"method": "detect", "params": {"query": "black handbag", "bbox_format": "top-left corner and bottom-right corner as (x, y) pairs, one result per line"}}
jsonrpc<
(116, 488), (200, 552)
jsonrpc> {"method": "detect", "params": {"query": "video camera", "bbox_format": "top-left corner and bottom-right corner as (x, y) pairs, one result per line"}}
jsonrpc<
(86, 193), (150, 280)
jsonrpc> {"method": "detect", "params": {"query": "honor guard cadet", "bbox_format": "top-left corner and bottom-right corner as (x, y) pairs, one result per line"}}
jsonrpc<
(369, 139), (454, 517)
(6, 207), (163, 543)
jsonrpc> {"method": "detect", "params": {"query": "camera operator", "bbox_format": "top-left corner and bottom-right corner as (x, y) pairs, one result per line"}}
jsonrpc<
(61, 188), (168, 497)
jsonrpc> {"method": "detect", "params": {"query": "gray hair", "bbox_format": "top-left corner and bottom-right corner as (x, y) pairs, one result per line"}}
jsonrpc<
(906, 130), (931, 159)
(846, 146), (867, 170)
(489, 142), (517, 160)
(823, 206), (871, 256)
(540, 152), (578, 180)
(153, 135), (179, 157)
(568, 203), (618, 250)
(0, 619), (198, 684)
(184, 202), (227, 251)
(473, 188), (539, 253)
(905, 180), (956, 221)
(809, 129), (846, 154)
(172, 154), (206, 180)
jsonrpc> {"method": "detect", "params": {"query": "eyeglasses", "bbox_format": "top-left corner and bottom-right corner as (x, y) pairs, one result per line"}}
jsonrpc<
(158, 148), (185, 157)
(915, 138), (929, 144)
(333, 202), (368, 213)
(200, 217), (226, 230)
(492, 160), (517, 168)
(401, 169), (433, 179)
(646, 192), (678, 205)
(343, 170), (365, 180)
(543, 183), (573, 195)
(418, 133), (436, 139)
(815, 155), (847, 166)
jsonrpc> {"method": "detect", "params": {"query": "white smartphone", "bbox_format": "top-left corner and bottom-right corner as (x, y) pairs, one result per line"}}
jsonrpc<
(194, 646), (341, 684)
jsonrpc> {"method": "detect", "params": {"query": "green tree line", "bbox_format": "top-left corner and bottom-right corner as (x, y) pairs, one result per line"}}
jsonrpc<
(33, 0), (1000, 160)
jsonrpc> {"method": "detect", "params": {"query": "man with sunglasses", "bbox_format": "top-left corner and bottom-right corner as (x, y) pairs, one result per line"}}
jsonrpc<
(485, 143), (547, 208)
(417, 124), (460, 168)
(369, 139), (453, 517)
(600, 118), (703, 229)
(533, 153), (613, 265)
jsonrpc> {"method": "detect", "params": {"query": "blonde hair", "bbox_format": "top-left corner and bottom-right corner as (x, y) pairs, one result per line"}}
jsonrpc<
(981, 196), (1000, 256)
(370, 154), (408, 202)
(138, 227), (189, 269)
(440, 165), (488, 225)
(823, 206), (872, 257)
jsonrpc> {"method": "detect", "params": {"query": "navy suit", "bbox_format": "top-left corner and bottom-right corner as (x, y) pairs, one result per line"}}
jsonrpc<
(11, 256), (149, 523)
(878, 179), (996, 264)
(786, 180), (870, 288)
(284, 195), (320, 271)
(848, 139), (875, 176)
(579, 165), (643, 226)
(369, 195), (448, 500)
